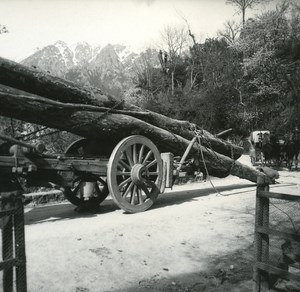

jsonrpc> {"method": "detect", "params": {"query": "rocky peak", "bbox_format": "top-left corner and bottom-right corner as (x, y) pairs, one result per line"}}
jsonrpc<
(53, 41), (74, 68)
(22, 41), (74, 76)
(90, 43), (123, 70)
(74, 42), (93, 66)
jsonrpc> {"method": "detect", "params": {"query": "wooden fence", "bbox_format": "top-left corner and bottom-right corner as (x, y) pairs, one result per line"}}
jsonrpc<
(0, 190), (27, 292)
(253, 176), (300, 291)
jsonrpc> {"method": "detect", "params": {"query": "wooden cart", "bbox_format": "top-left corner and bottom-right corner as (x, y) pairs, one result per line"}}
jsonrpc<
(0, 135), (178, 213)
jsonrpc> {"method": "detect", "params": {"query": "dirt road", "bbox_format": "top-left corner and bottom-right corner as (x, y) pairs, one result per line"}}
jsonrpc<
(23, 156), (300, 292)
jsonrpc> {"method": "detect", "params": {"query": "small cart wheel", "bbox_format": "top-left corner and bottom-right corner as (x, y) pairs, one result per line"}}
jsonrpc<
(64, 174), (108, 207)
(65, 138), (88, 156)
(64, 138), (109, 207)
(107, 135), (163, 213)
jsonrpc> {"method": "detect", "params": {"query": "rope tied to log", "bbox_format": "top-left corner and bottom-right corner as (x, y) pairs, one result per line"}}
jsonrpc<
(193, 129), (237, 196)
(194, 131), (223, 196)
(191, 126), (225, 162)
(192, 126), (236, 173)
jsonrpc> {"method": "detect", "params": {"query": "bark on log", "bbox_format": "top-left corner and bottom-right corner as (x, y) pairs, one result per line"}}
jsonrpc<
(0, 84), (264, 183)
(0, 57), (243, 159)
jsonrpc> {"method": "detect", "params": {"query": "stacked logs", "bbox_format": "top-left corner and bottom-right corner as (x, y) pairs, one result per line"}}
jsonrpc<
(0, 57), (265, 182)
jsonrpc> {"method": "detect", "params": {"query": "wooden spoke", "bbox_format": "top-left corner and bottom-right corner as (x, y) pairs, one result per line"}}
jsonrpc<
(133, 144), (137, 164)
(138, 144), (145, 163)
(137, 188), (144, 204)
(118, 160), (131, 171)
(142, 150), (153, 165)
(125, 147), (134, 167)
(116, 171), (131, 176)
(148, 172), (159, 176)
(118, 177), (132, 189)
(122, 181), (134, 198)
(130, 185), (137, 204)
(145, 159), (157, 169)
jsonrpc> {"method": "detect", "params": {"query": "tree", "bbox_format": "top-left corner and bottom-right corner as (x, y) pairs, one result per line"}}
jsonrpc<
(226, 0), (263, 25)
(133, 26), (191, 119)
(159, 25), (189, 95)
(218, 20), (241, 45)
(133, 28), (245, 135)
(132, 48), (163, 100)
(234, 1), (300, 133)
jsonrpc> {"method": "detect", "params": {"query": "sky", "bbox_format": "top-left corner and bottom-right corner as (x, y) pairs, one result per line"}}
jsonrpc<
(0, 0), (280, 61)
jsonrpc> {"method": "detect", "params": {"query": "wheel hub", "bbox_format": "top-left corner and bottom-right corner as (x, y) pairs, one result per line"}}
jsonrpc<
(131, 164), (149, 185)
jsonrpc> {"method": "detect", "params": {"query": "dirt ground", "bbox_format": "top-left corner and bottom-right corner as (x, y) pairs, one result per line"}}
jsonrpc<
(22, 155), (300, 292)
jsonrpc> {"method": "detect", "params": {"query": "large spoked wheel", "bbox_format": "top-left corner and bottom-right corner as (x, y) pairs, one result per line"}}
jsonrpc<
(64, 138), (109, 207)
(107, 135), (163, 213)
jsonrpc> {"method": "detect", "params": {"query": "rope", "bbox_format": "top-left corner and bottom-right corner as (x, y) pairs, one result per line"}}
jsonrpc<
(193, 127), (237, 174)
(194, 130), (236, 196)
(195, 132), (225, 196)
(191, 126), (228, 164)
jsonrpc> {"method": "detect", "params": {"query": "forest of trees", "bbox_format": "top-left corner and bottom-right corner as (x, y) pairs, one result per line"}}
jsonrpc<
(1, 0), (299, 150)
(129, 0), (300, 142)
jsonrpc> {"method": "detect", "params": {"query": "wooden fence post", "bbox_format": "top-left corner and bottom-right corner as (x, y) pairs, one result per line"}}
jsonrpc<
(15, 197), (27, 292)
(1, 190), (27, 292)
(2, 196), (14, 292)
(254, 176), (270, 292)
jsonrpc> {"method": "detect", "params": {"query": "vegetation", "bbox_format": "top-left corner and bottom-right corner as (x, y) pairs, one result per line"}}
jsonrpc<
(132, 0), (300, 141)
(226, 0), (264, 25)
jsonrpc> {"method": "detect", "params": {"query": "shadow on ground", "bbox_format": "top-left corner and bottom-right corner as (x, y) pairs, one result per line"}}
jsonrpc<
(24, 183), (258, 225)
(24, 199), (119, 225)
(24, 183), (257, 225)
(108, 244), (255, 292)
(153, 183), (256, 210)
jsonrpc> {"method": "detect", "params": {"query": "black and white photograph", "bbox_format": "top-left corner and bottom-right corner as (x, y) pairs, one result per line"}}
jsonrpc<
(0, 0), (299, 291)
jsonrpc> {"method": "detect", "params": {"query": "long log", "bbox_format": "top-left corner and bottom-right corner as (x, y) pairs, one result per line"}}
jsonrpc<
(0, 57), (243, 159)
(0, 84), (264, 183)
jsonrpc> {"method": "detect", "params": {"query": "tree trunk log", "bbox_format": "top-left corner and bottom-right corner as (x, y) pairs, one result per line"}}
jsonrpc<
(0, 84), (263, 182)
(0, 57), (243, 159)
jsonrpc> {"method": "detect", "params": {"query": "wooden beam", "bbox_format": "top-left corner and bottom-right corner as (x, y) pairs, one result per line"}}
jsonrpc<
(258, 190), (300, 202)
(256, 226), (300, 242)
(255, 262), (300, 282)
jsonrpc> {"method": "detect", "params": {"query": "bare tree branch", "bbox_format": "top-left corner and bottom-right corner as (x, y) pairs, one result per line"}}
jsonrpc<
(218, 20), (241, 45)
(226, 0), (263, 24)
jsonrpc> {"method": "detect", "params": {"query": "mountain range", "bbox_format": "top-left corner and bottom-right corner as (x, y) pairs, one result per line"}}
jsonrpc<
(21, 41), (160, 97)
